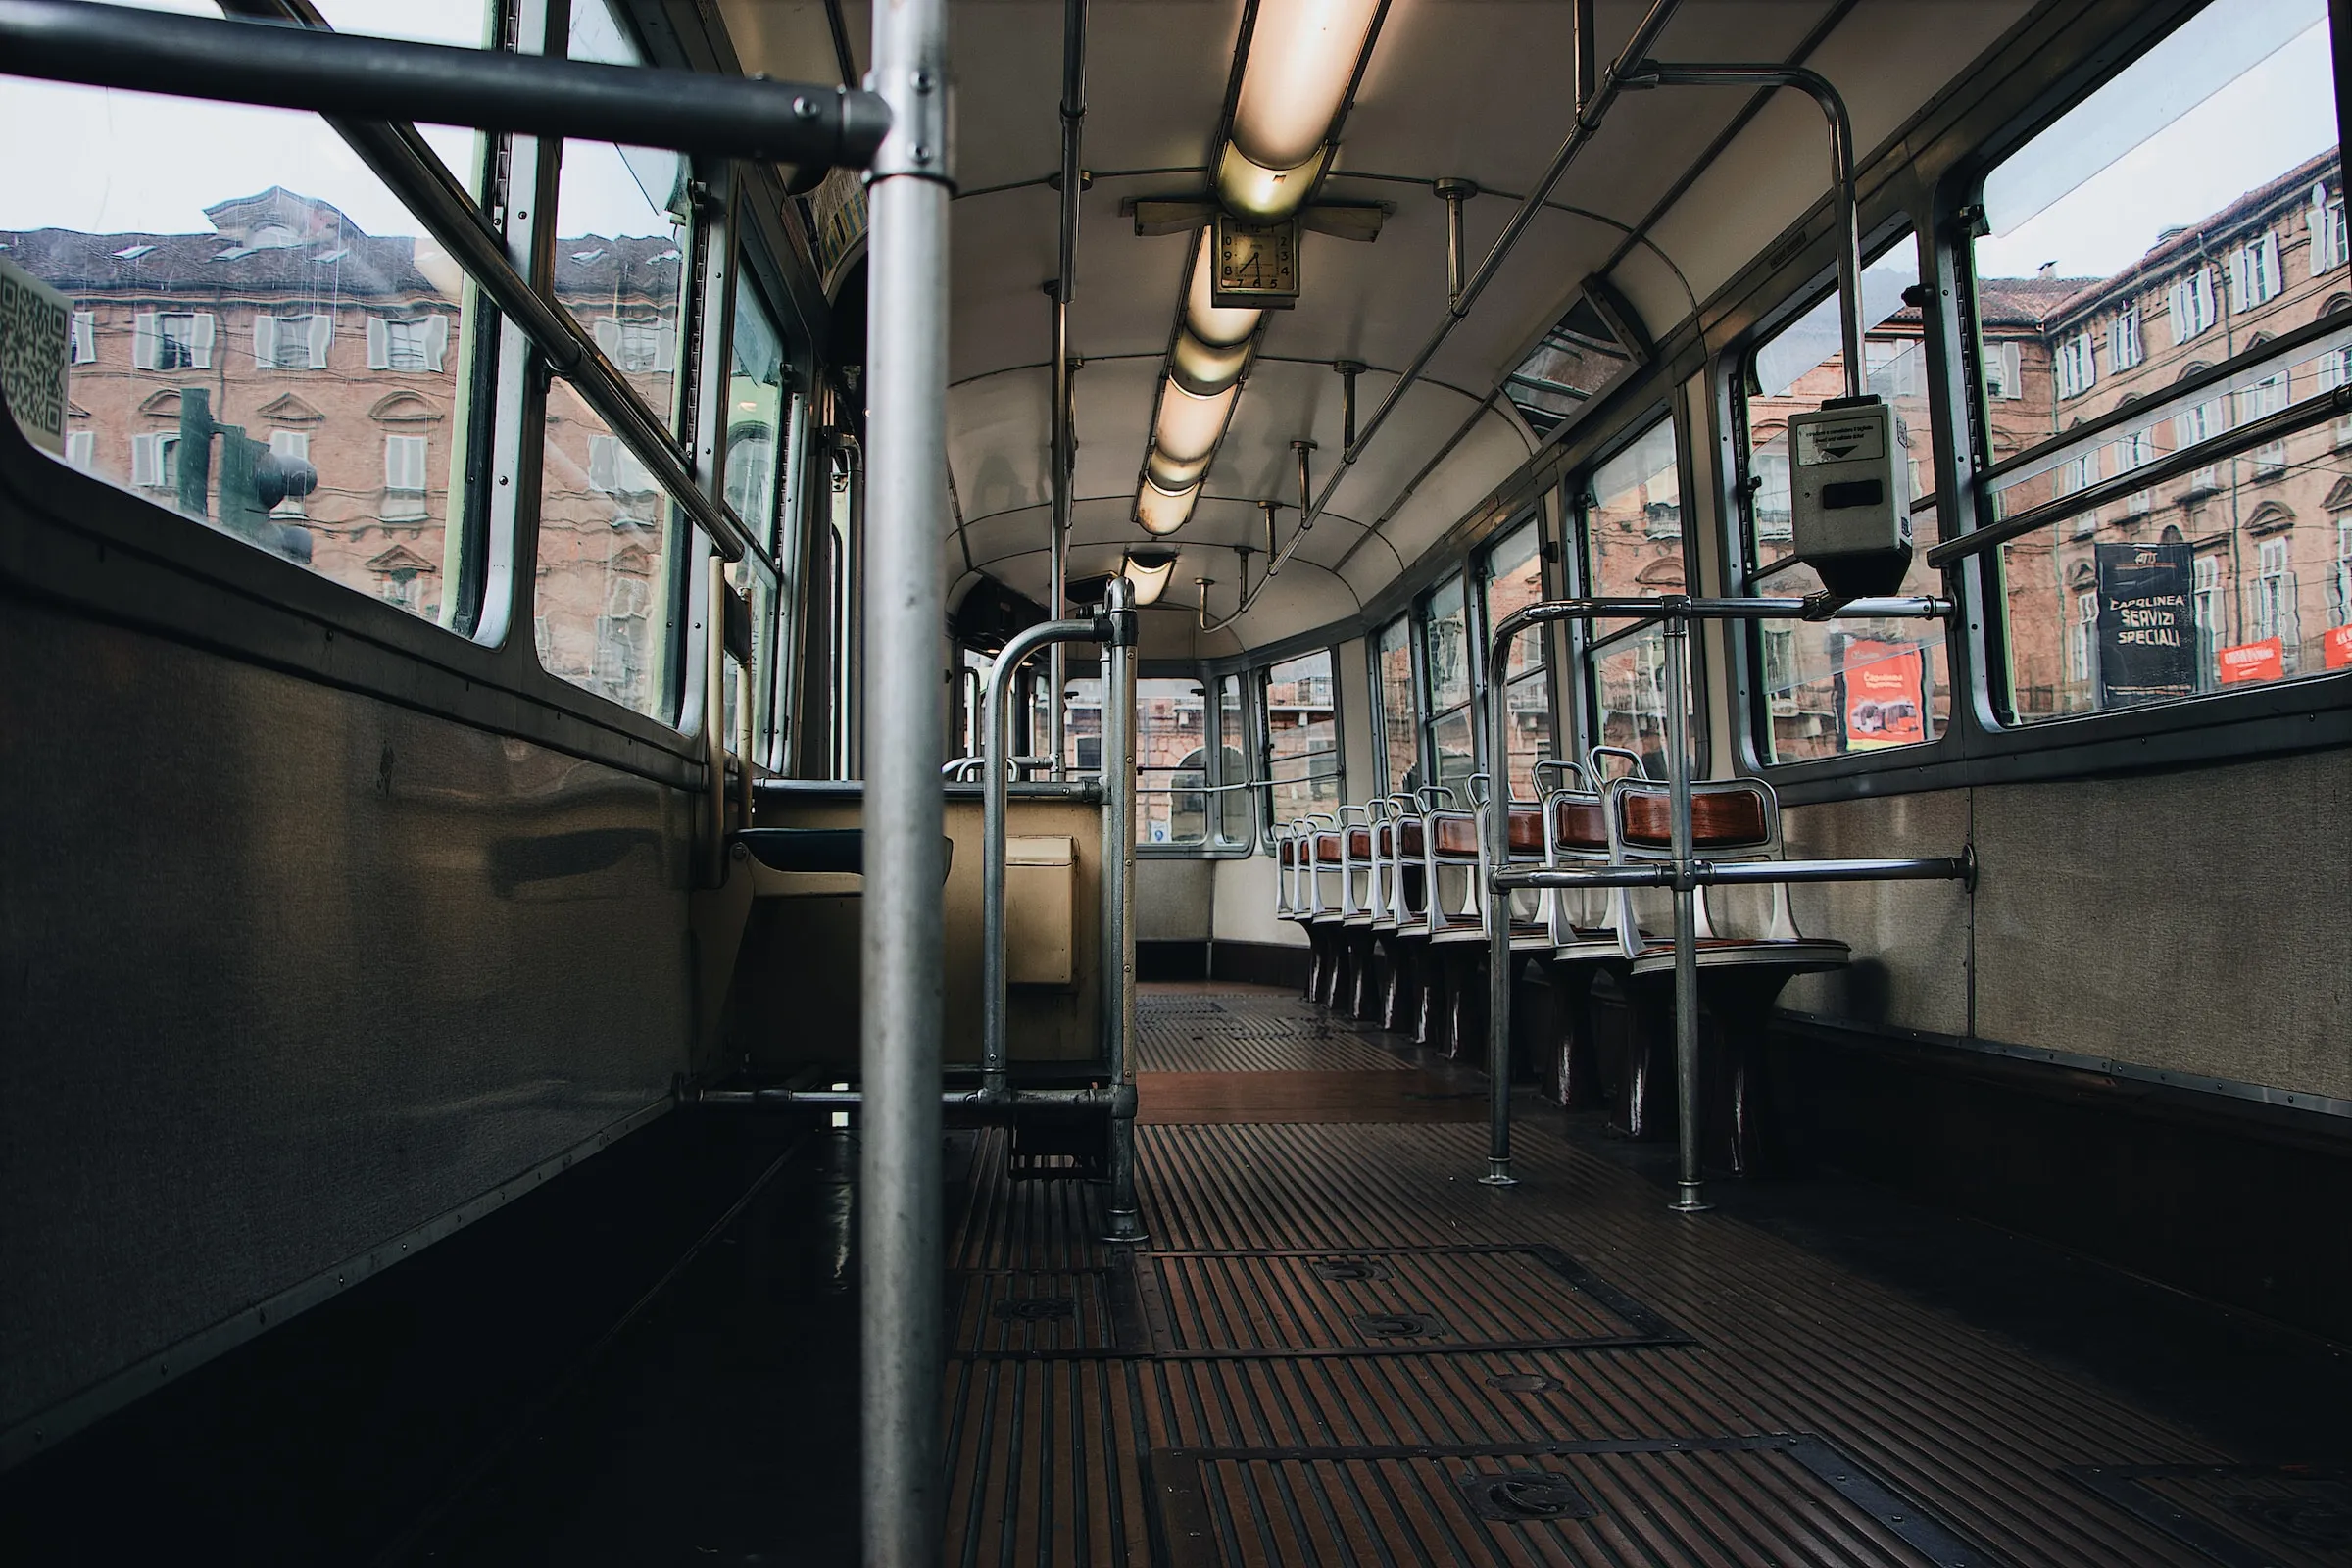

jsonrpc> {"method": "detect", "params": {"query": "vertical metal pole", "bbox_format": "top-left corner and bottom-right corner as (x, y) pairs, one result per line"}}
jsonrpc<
(860, 0), (952, 1555)
(705, 553), (729, 885)
(1572, 0), (1596, 117)
(1100, 577), (1147, 1242)
(1663, 612), (1709, 1213)
(1823, 88), (1864, 401)
(1049, 283), (1071, 778)
(1480, 635), (1516, 1187)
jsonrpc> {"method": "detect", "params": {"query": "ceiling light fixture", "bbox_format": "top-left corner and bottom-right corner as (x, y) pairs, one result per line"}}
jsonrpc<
(1216, 0), (1387, 221)
(1135, 477), (1200, 535)
(1122, 546), (1179, 605)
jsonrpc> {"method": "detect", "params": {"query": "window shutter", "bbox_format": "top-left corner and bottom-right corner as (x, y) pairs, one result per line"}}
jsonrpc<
(367, 316), (390, 369)
(385, 435), (422, 490)
(132, 312), (160, 370)
(422, 314), (450, 372)
(72, 312), (95, 365)
(65, 431), (95, 471)
(130, 433), (161, 487)
(2194, 267), (2214, 331)
(651, 318), (675, 374)
(189, 313), (216, 368)
(2260, 231), (2282, 299)
(1993, 342), (2022, 400)
(588, 434), (618, 492)
(309, 314), (333, 368)
(593, 318), (623, 360)
(253, 315), (277, 368)
(270, 429), (309, 460)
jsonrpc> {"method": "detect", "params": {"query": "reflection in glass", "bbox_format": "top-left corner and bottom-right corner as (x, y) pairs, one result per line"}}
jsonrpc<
(1743, 235), (1947, 762)
(1217, 675), (1253, 847)
(1131, 679), (1209, 846)
(725, 280), (789, 547)
(1482, 521), (1551, 797)
(1972, 0), (2349, 721)
(535, 379), (679, 720)
(1374, 614), (1417, 793)
(0, 78), (483, 630)
(1421, 574), (1476, 788)
(1262, 649), (1340, 827)
(1581, 418), (1690, 773)
(558, 0), (689, 431)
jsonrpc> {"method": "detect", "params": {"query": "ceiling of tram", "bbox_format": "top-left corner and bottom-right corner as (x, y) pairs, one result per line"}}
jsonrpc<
(717, 0), (2034, 655)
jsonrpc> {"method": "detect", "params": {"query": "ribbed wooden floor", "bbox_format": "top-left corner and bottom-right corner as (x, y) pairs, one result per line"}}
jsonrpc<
(943, 985), (2302, 1568)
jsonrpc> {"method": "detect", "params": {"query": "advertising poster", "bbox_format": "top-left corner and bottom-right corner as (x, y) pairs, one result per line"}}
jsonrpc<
(2093, 542), (2196, 706)
(2217, 637), (2285, 684)
(1838, 638), (1926, 751)
(2325, 624), (2352, 670)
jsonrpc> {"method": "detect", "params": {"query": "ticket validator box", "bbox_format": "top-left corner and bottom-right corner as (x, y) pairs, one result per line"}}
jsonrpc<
(1787, 395), (1913, 598)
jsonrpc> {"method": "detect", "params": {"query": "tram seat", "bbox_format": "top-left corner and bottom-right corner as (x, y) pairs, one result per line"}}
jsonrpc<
(1363, 799), (1426, 1033)
(733, 826), (956, 898)
(1600, 776), (1849, 1175)
(1330, 811), (1382, 1020)
(1406, 780), (1550, 1059)
(1301, 815), (1348, 1004)
(1537, 765), (1633, 1110)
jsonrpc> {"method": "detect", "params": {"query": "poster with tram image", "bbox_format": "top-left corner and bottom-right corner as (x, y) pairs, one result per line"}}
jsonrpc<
(1838, 638), (1927, 751)
(2093, 542), (2197, 707)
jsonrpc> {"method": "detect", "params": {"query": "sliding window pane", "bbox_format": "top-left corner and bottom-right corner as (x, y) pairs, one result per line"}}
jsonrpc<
(1973, 0), (2350, 720)
(557, 0), (689, 432)
(1741, 235), (1947, 762)
(1374, 613), (1418, 792)
(1422, 574), (1475, 787)
(1217, 674), (1253, 848)
(311, 0), (498, 189)
(1134, 678), (1208, 846)
(0, 65), (489, 631)
(1481, 520), (1551, 796)
(1262, 649), (1340, 828)
(1580, 419), (1691, 776)
(724, 278), (789, 549)
(535, 380), (682, 721)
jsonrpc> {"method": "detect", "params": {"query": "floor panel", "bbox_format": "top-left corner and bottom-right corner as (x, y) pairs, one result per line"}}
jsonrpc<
(940, 985), (2277, 1567)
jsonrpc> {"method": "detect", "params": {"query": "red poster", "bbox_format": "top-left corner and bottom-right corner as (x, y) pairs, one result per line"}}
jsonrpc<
(2216, 637), (2284, 685)
(1841, 639), (1926, 750)
(2326, 624), (2352, 671)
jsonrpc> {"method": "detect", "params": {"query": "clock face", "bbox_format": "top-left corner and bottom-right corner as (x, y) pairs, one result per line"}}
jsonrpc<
(1212, 215), (1299, 306)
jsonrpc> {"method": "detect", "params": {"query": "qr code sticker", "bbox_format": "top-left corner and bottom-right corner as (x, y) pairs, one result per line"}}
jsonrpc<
(0, 254), (72, 454)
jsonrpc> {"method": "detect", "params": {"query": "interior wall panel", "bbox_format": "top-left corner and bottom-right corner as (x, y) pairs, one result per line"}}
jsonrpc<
(1778, 790), (1971, 1038)
(0, 600), (692, 1444)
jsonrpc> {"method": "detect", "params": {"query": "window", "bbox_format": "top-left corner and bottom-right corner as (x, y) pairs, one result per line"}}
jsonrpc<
(1216, 675), (1252, 847)
(2068, 589), (2095, 684)
(64, 430), (94, 470)
(2194, 554), (2226, 673)
(1125, 678), (1211, 847)
(1481, 520), (1551, 798)
(558, 0), (689, 432)
(2110, 300), (2143, 371)
(133, 312), (214, 370)
(257, 314), (329, 369)
(2055, 329), (2097, 399)
(129, 433), (177, 490)
(2311, 181), (2347, 275)
(382, 434), (429, 520)
(2331, 517), (2352, 626)
(2169, 269), (2218, 343)
(1261, 649), (1340, 831)
(1579, 417), (1695, 775)
(2245, 370), (2289, 472)
(269, 429), (309, 517)
(1740, 232), (1946, 765)
(2229, 230), (2284, 313)
(70, 310), (94, 364)
(723, 278), (789, 545)
(1420, 574), (1476, 788)
(2055, 450), (2099, 497)
(536, 379), (681, 720)
(1984, 340), (2024, 401)
(368, 315), (447, 372)
(2252, 536), (2296, 648)
(1373, 613), (1418, 793)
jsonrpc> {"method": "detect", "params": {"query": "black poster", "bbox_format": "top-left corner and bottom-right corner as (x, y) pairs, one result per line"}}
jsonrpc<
(2094, 541), (2196, 707)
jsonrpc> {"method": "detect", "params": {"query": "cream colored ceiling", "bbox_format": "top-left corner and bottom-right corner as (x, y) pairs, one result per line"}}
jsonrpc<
(717, 0), (2036, 653)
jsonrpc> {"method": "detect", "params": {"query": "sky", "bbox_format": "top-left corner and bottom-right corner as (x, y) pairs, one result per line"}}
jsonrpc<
(1977, 2), (2337, 282)
(0, 0), (678, 243)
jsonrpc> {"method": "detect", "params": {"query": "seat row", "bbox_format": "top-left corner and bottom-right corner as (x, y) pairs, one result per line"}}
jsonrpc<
(1273, 757), (1849, 1175)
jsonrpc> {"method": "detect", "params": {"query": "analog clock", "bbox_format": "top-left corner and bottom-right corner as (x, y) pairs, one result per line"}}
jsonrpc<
(1211, 214), (1300, 309)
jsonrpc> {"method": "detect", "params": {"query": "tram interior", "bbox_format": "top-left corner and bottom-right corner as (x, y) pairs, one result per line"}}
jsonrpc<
(2, 0), (2351, 1562)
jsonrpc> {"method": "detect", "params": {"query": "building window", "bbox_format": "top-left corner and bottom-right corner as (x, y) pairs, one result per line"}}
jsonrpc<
(1481, 520), (1551, 799)
(2193, 553), (2225, 671)
(2228, 230), (2282, 312)
(2109, 300), (2143, 370)
(2252, 536), (2296, 653)
(1751, 449), (1792, 539)
(132, 311), (215, 370)
(2054, 329), (2097, 400)
(366, 314), (448, 372)
(1420, 572), (1476, 789)
(382, 433), (429, 520)
(64, 430), (95, 470)
(257, 314), (330, 369)
(2068, 590), (2095, 684)
(129, 432), (179, 491)
(587, 434), (658, 499)
(2168, 268), (2216, 343)
(70, 310), (95, 365)
(2055, 450), (2099, 498)
(2244, 370), (2289, 473)
(2311, 182), (2347, 276)
(593, 316), (676, 375)
(269, 429), (310, 517)
(1984, 340), (2024, 401)
(2332, 517), (2352, 627)
(1373, 612), (1417, 793)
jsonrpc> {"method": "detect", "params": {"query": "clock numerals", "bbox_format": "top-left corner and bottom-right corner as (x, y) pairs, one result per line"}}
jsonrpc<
(1210, 215), (1301, 309)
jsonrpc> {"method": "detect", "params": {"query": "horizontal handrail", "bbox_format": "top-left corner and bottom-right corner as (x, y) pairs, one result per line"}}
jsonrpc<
(1494, 853), (1972, 892)
(1927, 384), (2352, 568)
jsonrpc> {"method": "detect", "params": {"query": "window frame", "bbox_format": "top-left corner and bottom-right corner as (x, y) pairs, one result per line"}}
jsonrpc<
(1255, 646), (1345, 843)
